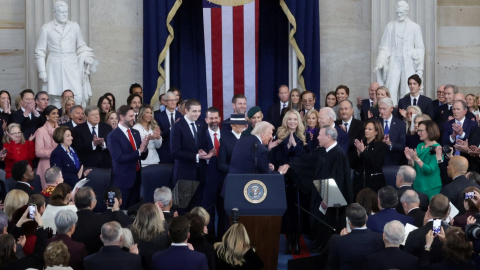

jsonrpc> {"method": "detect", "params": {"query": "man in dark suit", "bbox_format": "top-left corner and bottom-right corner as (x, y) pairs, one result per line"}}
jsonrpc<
(108, 105), (149, 209)
(154, 91), (183, 164)
(100, 187), (134, 228)
(11, 160), (37, 196)
(267, 85), (289, 129)
(437, 85), (476, 127)
(127, 93), (142, 123)
(366, 220), (419, 270)
(441, 156), (480, 214)
(221, 94), (247, 133)
(441, 100), (478, 147)
(319, 107), (349, 154)
(336, 100), (364, 163)
(328, 203), (384, 270)
(404, 194), (450, 264)
(11, 89), (43, 137)
(397, 75), (434, 119)
(48, 209), (87, 270)
(400, 189), (426, 227)
(73, 106), (112, 169)
(366, 186), (414, 233)
(432, 85), (445, 124)
(152, 216), (208, 270)
(378, 97), (406, 166)
(154, 187), (175, 226)
(61, 105), (85, 129)
(229, 121), (283, 174)
(395, 165), (429, 212)
(72, 187), (111, 255)
(359, 82), (379, 121)
(83, 221), (144, 270)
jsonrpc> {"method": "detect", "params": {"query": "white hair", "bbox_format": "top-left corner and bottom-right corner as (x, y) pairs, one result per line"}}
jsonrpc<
(378, 97), (394, 108)
(320, 107), (336, 122)
(383, 220), (405, 246)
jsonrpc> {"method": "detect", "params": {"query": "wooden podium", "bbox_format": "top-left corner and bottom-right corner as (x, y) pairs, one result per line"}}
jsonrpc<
(225, 174), (287, 270)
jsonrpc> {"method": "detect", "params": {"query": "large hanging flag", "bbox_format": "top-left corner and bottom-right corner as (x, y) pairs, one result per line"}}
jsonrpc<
(202, 0), (259, 118)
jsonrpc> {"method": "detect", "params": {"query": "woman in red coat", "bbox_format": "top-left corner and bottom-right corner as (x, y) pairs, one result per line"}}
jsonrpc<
(2, 123), (35, 178)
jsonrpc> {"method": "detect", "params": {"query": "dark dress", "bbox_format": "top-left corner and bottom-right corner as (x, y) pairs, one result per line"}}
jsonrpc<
(406, 132), (422, 149)
(351, 139), (388, 193)
(215, 248), (264, 270)
(189, 235), (215, 270)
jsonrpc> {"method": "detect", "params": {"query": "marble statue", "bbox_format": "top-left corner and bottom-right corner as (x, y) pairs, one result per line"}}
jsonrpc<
(35, 1), (98, 107)
(374, 0), (425, 104)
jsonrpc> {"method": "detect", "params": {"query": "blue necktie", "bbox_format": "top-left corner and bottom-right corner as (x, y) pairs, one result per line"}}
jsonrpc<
(92, 126), (97, 136)
(454, 121), (461, 156)
(190, 122), (198, 145)
(384, 120), (389, 135)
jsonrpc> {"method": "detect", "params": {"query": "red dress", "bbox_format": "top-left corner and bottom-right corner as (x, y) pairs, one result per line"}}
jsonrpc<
(3, 140), (36, 178)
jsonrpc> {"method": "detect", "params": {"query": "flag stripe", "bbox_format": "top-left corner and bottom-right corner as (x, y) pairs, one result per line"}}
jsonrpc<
(211, 8), (223, 117)
(233, 5), (245, 96)
(221, 6), (234, 116)
(203, 8), (213, 108)
(243, 1), (256, 110)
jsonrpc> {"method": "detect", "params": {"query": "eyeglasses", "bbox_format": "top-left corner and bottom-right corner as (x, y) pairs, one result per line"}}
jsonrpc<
(10, 132), (21, 136)
(417, 129), (425, 133)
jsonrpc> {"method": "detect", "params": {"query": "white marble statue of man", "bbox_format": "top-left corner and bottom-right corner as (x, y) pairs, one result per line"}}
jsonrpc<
(374, 0), (425, 105)
(35, 0), (98, 107)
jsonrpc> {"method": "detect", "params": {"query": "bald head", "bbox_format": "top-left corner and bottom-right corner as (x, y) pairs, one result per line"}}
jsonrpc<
(369, 82), (380, 99)
(454, 93), (466, 102)
(448, 156), (469, 178)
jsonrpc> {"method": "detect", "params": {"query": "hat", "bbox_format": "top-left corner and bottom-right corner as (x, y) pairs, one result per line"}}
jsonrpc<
(247, 106), (262, 119)
(223, 114), (249, 125)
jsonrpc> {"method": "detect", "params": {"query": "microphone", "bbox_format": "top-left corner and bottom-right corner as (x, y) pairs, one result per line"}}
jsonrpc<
(231, 208), (239, 224)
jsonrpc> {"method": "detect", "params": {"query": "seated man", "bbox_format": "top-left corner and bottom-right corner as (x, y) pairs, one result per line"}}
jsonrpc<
(366, 221), (419, 270)
(154, 186), (175, 225)
(83, 221), (144, 270)
(100, 186), (134, 228)
(328, 203), (384, 270)
(11, 160), (37, 196)
(367, 186), (414, 233)
(395, 165), (429, 213)
(400, 190), (426, 228)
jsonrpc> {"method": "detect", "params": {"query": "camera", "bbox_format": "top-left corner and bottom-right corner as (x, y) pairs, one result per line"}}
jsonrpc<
(428, 145), (451, 155)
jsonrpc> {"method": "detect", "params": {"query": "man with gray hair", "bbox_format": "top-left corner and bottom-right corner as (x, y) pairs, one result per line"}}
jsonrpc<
(154, 91), (183, 164)
(83, 221), (143, 270)
(61, 105), (84, 129)
(366, 220), (419, 269)
(378, 97), (406, 165)
(48, 210), (87, 270)
(395, 165), (429, 213)
(441, 99), (478, 147)
(42, 166), (64, 200)
(400, 189), (425, 227)
(318, 107), (349, 153)
(154, 186), (175, 223)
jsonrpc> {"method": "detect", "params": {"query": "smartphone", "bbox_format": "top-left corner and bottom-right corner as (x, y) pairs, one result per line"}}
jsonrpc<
(432, 219), (441, 236)
(465, 192), (475, 200)
(107, 191), (115, 207)
(28, 204), (36, 220)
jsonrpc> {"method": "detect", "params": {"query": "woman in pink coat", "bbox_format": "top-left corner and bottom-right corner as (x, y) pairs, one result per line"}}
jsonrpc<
(35, 105), (59, 189)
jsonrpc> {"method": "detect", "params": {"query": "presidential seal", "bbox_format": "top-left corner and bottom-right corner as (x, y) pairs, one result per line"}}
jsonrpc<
(243, 180), (267, 204)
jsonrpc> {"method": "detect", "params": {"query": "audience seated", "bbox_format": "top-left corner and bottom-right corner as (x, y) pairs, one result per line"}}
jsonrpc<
(42, 183), (77, 234)
(355, 188), (380, 216)
(400, 190), (426, 228)
(154, 186), (175, 225)
(185, 213), (215, 270)
(11, 160), (37, 196)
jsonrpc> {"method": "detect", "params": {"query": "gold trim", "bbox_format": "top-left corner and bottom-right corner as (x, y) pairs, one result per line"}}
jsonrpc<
(207, 0), (254, 6)
(279, 0), (306, 91)
(150, 0), (183, 107)
(243, 180), (267, 204)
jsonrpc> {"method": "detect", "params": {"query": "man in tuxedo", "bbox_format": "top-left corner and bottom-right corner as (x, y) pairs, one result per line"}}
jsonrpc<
(154, 91), (183, 163)
(378, 97), (406, 166)
(395, 165), (429, 212)
(359, 82), (379, 121)
(268, 85), (289, 129)
(366, 220), (419, 270)
(154, 186), (175, 225)
(441, 100), (478, 147)
(72, 187), (111, 255)
(403, 194), (450, 263)
(319, 107), (349, 154)
(127, 93), (142, 123)
(11, 160), (37, 196)
(229, 121), (283, 174)
(366, 186), (414, 233)
(400, 190), (426, 227)
(61, 105), (84, 129)
(83, 221), (143, 270)
(108, 105), (149, 209)
(221, 94), (247, 133)
(328, 203), (384, 270)
(398, 74), (434, 119)
(12, 89), (43, 137)
(152, 216), (208, 270)
(441, 156), (480, 214)
(72, 106), (112, 168)
(300, 91), (316, 116)
(336, 100), (364, 163)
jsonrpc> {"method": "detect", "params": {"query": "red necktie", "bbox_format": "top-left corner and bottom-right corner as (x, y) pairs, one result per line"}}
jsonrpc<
(214, 133), (220, 157)
(127, 129), (140, 171)
(30, 186), (34, 190)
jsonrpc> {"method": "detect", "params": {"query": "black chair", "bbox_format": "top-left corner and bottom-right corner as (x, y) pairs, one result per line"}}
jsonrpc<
(141, 164), (173, 203)
(84, 167), (112, 212)
(382, 165), (400, 188)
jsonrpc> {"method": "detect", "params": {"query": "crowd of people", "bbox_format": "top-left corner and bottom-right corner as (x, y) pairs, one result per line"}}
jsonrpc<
(0, 77), (480, 269)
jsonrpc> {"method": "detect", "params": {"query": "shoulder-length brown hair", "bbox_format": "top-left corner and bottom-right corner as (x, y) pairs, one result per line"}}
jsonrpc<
(418, 120), (440, 141)
(364, 119), (384, 142)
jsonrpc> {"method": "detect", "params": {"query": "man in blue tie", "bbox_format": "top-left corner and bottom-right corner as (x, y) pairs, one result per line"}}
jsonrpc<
(441, 100), (478, 150)
(378, 97), (406, 166)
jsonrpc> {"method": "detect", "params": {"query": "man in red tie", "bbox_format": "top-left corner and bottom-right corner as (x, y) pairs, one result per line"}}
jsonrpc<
(107, 105), (149, 209)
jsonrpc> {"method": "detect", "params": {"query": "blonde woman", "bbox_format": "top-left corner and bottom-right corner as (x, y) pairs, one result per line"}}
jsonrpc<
(4, 189), (28, 221)
(132, 104), (162, 166)
(2, 123), (35, 178)
(57, 97), (75, 125)
(402, 105), (422, 133)
(214, 223), (264, 270)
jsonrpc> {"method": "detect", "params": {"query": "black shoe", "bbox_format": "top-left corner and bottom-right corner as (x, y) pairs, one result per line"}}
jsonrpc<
(293, 234), (301, 254)
(284, 234), (292, 254)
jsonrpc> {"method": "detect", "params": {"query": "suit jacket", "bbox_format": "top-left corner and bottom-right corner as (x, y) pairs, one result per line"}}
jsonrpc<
(439, 103), (476, 125)
(99, 209), (134, 228)
(217, 131), (238, 174)
(71, 209), (111, 255)
(83, 245), (144, 270)
(11, 109), (42, 137)
(366, 247), (419, 270)
(334, 124), (350, 154)
(61, 120), (75, 129)
(404, 221), (448, 264)
(441, 117), (478, 146)
(467, 128), (480, 171)
(366, 208), (414, 233)
(107, 127), (148, 189)
(441, 175), (480, 214)
(47, 234), (87, 270)
(170, 118), (208, 185)
(407, 207), (426, 228)
(328, 228), (384, 270)
(361, 99), (373, 122)
(50, 144), (81, 187)
(12, 182), (37, 196)
(432, 99), (443, 123)
(154, 109), (183, 163)
(396, 185), (429, 213)
(229, 135), (279, 174)
(73, 122), (112, 168)
(381, 116), (406, 166)
(152, 245), (208, 270)
(336, 118), (365, 165)
(398, 94), (434, 119)
(268, 101), (284, 129)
